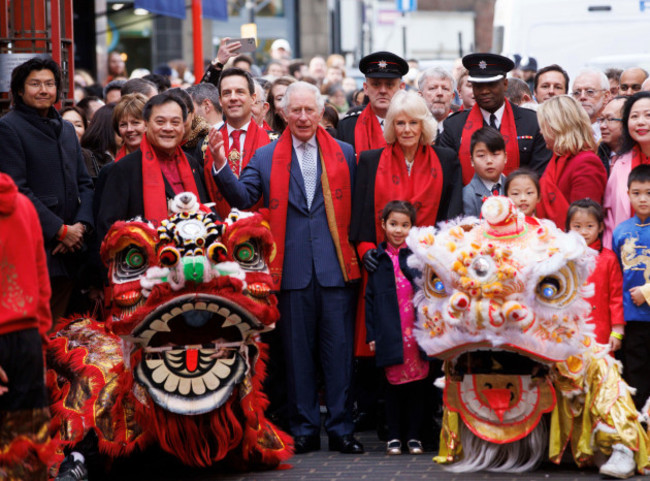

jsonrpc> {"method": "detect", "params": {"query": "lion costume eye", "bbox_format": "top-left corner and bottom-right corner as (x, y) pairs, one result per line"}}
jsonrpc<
(233, 240), (265, 270)
(116, 244), (149, 280)
(535, 265), (579, 307)
(424, 266), (447, 298)
(159, 246), (180, 268)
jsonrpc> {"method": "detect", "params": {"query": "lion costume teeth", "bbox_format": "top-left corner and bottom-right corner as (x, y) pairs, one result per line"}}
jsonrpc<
(47, 195), (293, 470)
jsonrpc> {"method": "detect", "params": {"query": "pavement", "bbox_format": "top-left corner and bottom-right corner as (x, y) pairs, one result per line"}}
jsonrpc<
(107, 430), (647, 480)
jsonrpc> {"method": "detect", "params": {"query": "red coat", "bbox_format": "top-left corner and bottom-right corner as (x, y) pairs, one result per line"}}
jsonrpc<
(0, 172), (52, 338)
(556, 150), (608, 206)
(586, 240), (624, 347)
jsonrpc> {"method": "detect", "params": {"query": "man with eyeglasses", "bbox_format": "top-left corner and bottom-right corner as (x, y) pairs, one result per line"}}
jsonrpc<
(0, 57), (93, 324)
(597, 97), (627, 175)
(571, 69), (611, 142)
(619, 67), (648, 96)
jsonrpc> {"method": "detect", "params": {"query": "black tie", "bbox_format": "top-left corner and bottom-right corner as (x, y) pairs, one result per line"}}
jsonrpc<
(489, 114), (498, 129)
(492, 183), (500, 196)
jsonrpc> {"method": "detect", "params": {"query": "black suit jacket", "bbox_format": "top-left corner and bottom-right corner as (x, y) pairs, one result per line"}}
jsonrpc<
(95, 150), (209, 241)
(350, 145), (463, 244)
(437, 101), (552, 176)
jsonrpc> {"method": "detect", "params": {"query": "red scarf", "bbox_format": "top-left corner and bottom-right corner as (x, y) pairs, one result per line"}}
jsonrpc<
(629, 144), (650, 216)
(204, 121), (271, 218)
(537, 153), (571, 228)
(139, 133), (200, 224)
(268, 126), (360, 289)
(115, 144), (128, 161)
(262, 120), (272, 132)
(458, 102), (520, 185)
(354, 104), (387, 160)
(373, 144), (443, 243)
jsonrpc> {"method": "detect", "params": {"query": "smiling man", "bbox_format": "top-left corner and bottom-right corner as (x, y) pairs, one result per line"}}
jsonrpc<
(438, 53), (551, 185)
(96, 92), (209, 240)
(337, 51), (408, 158)
(0, 57), (93, 323)
(209, 81), (363, 455)
(202, 68), (273, 217)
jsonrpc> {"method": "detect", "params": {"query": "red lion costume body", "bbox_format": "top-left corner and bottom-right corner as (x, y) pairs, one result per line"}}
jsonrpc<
(46, 194), (293, 471)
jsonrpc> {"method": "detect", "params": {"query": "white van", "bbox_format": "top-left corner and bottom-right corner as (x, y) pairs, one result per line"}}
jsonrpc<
(493, 0), (650, 79)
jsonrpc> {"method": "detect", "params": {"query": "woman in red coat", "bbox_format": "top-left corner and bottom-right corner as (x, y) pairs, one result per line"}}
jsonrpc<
(536, 95), (607, 228)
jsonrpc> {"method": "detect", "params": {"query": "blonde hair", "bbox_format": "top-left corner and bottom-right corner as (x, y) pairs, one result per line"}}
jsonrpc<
(384, 90), (437, 145)
(536, 95), (597, 155)
(112, 93), (147, 134)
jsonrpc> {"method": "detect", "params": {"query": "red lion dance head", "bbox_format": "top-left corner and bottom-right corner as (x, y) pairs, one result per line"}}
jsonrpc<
(47, 194), (293, 470)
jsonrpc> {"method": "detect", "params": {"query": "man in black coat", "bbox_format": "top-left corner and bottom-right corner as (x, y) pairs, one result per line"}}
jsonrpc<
(96, 93), (210, 241)
(437, 53), (551, 182)
(0, 57), (94, 322)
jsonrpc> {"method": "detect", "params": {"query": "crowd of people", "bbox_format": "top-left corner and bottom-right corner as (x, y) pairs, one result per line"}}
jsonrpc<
(2, 38), (650, 479)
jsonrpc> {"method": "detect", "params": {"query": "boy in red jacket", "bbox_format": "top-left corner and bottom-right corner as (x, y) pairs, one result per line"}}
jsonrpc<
(0, 172), (54, 479)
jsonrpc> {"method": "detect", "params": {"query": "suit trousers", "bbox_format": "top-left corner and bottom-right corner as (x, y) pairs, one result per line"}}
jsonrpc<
(278, 275), (356, 438)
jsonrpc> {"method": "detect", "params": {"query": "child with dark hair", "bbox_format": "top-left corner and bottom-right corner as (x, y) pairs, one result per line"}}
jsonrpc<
(567, 198), (624, 354)
(365, 200), (428, 456)
(505, 168), (541, 218)
(463, 127), (508, 217)
(612, 164), (650, 408)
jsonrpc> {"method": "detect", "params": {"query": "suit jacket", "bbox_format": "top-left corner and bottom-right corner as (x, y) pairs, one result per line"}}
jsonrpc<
(0, 103), (94, 278)
(213, 137), (357, 290)
(350, 145), (463, 245)
(95, 150), (209, 241)
(462, 173), (506, 218)
(437, 101), (552, 177)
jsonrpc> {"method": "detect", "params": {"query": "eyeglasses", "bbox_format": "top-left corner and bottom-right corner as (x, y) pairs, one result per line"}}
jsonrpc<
(26, 80), (57, 89)
(571, 88), (605, 98)
(597, 117), (623, 125)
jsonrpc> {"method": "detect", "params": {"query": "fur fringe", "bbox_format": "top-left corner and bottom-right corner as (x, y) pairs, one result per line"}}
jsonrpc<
(445, 422), (547, 473)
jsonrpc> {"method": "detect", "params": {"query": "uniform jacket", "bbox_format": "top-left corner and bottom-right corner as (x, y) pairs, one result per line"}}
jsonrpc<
(213, 137), (357, 290)
(95, 149), (209, 241)
(437, 101), (552, 177)
(335, 105), (366, 152)
(0, 103), (94, 278)
(462, 173), (506, 218)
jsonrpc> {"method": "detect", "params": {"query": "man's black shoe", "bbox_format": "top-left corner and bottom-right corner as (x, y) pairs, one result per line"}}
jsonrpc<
(328, 434), (365, 454)
(293, 434), (321, 454)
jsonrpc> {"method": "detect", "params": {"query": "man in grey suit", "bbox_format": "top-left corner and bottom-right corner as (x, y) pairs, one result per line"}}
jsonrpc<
(208, 82), (364, 454)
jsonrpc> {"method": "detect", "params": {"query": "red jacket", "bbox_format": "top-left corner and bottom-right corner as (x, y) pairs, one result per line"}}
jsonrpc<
(586, 240), (624, 346)
(557, 150), (608, 205)
(0, 172), (52, 337)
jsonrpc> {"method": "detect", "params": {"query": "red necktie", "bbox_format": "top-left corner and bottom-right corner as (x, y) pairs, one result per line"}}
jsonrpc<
(229, 129), (243, 176)
(231, 129), (242, 153)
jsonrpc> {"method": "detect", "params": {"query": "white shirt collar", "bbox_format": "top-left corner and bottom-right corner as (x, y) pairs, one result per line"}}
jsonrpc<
(376, 115), (386, 131)
(480, 103), (506, 128)
(292, 134), (317, 151)
(227, 121), (251, 135)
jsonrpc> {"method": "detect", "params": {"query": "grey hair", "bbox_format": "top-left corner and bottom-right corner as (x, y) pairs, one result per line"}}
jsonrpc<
(186, 83), (220, 108)
(418, 66), (457, 92)
(280, 81), (325, 114)
(253, 80), (267, 103)
(573, 68), (609, 91)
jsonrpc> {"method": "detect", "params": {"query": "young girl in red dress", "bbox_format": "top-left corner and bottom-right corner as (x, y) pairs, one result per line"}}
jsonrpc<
(365, 200), (429, 456)
(566, 198), (625, 354)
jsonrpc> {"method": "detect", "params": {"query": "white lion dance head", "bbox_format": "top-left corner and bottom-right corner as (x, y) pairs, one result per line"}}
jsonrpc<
(407, 196), (597, 472)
